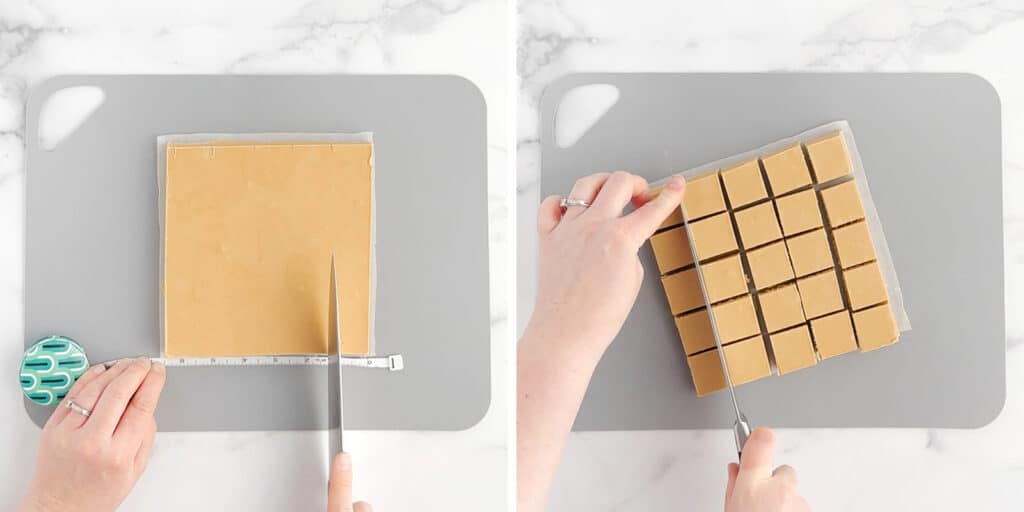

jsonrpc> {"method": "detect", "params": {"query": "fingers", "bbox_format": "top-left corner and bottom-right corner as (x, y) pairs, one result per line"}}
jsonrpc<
(114, 362), (167, 446)
(328, 452), (355, 512)
(59, 358), (135, 430)
(562, 172), (610, 220)
(589, 171), (649, 218)
(724, 462), (739, 508)
(737, 427), (776, 485)
(619, 175), (686, 245)
(537, 195), (564, 236)
(353, 502), (373, 512)
(86, 357), (152, 437)
(46, 364), (106, 429)
(772, 464), (798, 488)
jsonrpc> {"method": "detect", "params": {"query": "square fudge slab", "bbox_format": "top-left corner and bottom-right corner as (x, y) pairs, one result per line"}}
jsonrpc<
(819, 180), (866, 227)
(796, 270), (844, 320)
(831, 220), (876, 269)
(682, 171), (726, 220)
(734, 202), (783, 249)
(662, 268), (705, 315)
(712, 295), (761, 345)
(687, 348), (727, 396)
(758, 283), (806, 333)
(775, 188), (824, 236)
(723, 335), (772, 386)
(689, 212), (739, 261)
(687, 335), (772, 397)
(785, 229), (835, 277)
(805, 132), (853, 183)
(761, 144), (812, 195)
(852, 303), (899, 351)
(746, 240), (795, 290)
(842, 261), (889, 310)
(650, 226), (693, 274)
(675, 295), (760, 355)
(675, 308), (715, 355)
(721, 159), (767, 208)
(809, 310), (859, 359)
(164, 142), (374, 357)
(769, 325), (818, 375)
(701, 254), (749, 303)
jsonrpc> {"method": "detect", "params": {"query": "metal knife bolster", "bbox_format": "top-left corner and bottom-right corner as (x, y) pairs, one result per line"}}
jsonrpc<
(734, 414), (751, 457)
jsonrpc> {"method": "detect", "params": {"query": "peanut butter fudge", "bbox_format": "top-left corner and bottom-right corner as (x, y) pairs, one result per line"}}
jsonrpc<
(819, 180), (865, 228)
(650, 226), (693, 274)
(852, 303), (898, 351)
(761, 144), (812, 195)
(746, 240), (795, 290)
(682, 171), (726, 220)
(809, 310), (859, 359)
(734, 202), (783, 249)
(721, 159), (767, 208)
(806, 132), (853, 183)
(775, 188), (823, 236)
(770, 325), (818, 375)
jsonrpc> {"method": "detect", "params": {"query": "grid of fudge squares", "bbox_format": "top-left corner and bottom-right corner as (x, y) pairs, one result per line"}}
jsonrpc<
(650, 131), (901, 396)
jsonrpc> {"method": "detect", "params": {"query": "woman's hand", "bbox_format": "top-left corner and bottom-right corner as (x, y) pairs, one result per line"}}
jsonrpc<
(725, 428), (809, 512)
(328, 452), (372, 512)
(518, 171), (685, 512)
(527, 171), (686, 356)
(19, 357), (166, 512)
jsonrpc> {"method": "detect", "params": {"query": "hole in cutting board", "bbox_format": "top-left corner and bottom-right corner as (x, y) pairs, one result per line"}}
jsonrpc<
(37, 86), (106, 151)
(554, 83), (619, 149)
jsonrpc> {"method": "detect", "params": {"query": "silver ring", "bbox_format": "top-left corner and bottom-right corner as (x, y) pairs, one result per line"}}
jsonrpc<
(560, 197), (591, 209)
(65, 399), (91, 418)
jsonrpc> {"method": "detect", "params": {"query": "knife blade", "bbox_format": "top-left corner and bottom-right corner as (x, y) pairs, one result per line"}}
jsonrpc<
(327, 254), (344, 456)
(679, 207), (752, 459)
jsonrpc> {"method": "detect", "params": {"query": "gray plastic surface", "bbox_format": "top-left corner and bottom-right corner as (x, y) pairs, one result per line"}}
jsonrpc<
(539, 73), (1004, 430)
(25, 75), (490, 432)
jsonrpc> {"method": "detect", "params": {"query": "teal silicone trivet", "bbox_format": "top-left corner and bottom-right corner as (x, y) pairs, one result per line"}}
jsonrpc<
(20, 335), (90, 406)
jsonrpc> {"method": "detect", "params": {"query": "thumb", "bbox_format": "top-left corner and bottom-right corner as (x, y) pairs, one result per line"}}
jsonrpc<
(328, 452), (355, 512)
(736, 428), (776, 486)
(621, 175), (686, 246)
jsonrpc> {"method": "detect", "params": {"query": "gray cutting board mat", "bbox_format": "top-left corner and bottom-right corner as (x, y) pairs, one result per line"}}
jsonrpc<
(24, 75), (490, 431)
(539, 73), (1004, 430)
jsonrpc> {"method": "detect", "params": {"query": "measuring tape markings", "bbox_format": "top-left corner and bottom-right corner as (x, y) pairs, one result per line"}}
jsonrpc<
(21, 336), (404, 407)
(148, 354), (404, 370)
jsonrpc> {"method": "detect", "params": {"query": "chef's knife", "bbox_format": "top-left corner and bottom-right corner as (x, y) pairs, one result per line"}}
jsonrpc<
(680, 208), (752, 459)
(327, 254), (345, 456)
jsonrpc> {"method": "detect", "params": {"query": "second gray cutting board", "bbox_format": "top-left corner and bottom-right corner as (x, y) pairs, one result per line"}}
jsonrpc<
(539, 72), (1004, 430)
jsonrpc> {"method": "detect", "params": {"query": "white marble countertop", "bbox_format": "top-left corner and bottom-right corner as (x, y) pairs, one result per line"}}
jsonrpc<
(0, 1), (510, 510)
(518, 0), (1024, 510)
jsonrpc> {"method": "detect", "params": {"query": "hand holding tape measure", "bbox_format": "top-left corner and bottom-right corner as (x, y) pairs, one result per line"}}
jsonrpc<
(18, 352), (166, 512)
(17, 256), (378, 511)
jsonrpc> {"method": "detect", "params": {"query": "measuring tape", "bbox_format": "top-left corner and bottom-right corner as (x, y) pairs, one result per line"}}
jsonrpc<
(20, 335), (404, 406)
(146, 354), (404, 370)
